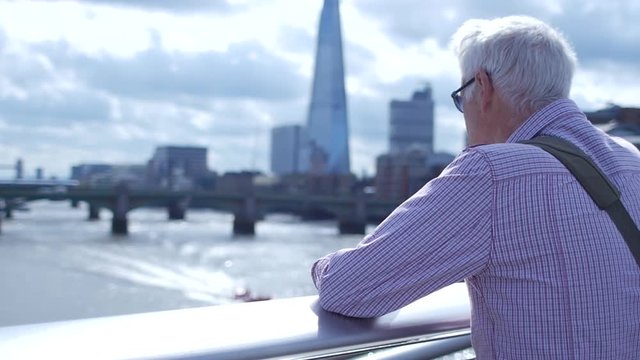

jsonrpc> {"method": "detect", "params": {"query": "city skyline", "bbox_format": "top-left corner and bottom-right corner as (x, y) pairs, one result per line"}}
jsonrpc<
(0, 0), (638, 178)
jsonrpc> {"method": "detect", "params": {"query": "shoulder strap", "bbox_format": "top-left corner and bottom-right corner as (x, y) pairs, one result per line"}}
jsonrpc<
(520, 135), (640, 268)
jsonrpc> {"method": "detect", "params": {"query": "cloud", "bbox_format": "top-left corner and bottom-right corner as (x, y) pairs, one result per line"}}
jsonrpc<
(352, 0), (640, 65)
(352, 0), (543, 45)
(0, 89), (111, 125)
(0, 32), (308, 128)
(552, 2), (640, 65)
(573, 61), (640, 109)
(0, 39), (112, 126)
(277, 26), (314, 54)
(0, 26), (311, 176)
(1, 0), (637, 179)
(0, 27), (5, 50)
(344, 40), (377, 78)
(45, 0), (241, 14)
(31, 39), (308, 104)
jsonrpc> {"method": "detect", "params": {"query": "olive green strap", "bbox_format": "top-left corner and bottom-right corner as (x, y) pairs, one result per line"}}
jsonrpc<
(521, 136), (640, 268)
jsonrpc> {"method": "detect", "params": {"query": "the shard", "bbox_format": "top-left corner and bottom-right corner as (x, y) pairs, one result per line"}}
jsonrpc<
(304, 0), (350, 175)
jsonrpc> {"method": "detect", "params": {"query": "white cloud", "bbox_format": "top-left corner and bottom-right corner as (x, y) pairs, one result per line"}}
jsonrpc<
(573, 62), (640, 110)
(0, 0), (638, 179)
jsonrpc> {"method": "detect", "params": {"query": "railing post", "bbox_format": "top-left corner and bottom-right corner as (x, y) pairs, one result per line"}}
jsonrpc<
(233, 195), (256, 235)
(111, 184), (129, 235)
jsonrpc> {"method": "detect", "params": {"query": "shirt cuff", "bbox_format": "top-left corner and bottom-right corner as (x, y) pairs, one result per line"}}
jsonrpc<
(311, 256), (332, 289)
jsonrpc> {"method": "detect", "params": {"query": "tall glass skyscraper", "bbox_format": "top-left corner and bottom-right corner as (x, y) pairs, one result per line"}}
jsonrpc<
(304, 0), (350, 175)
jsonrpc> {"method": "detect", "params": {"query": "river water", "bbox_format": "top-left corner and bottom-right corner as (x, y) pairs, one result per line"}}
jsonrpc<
(0, 200), (370, 327)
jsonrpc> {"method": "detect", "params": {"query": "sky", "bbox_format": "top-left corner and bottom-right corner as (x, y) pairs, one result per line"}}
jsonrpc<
(0, 0), (638, 179)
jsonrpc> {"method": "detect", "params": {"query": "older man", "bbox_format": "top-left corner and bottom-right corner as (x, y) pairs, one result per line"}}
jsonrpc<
(311, 16), (640, 359)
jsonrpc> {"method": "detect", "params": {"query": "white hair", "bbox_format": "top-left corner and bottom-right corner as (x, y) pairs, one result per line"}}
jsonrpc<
(451, 16), (577, 116)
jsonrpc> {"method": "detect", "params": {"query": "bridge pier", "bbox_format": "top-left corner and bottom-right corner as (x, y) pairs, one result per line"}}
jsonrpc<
(112, 216), (128, 235)
(233, 216), (255, 235)
(111, 185), (129, 235)
(233, 196), (256, 236)
(0, 199), (4, 234)
(168, 198), (189, 220)
(338, 193), (367, 235)
(338, 219), (366, 234)
(88, 204), (100, 221)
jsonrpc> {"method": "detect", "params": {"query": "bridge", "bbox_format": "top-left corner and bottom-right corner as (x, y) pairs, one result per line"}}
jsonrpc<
(0, 182), (400, 236)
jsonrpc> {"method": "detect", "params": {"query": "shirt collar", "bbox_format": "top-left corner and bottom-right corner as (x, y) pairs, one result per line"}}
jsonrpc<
(506, 99), (583, 143)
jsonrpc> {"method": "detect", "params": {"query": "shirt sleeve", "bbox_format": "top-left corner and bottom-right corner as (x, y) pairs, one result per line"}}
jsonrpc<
(311, 148), (494, 318)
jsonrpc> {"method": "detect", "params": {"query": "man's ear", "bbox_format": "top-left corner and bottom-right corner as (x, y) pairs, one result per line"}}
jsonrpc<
(476, 71), (493, 113)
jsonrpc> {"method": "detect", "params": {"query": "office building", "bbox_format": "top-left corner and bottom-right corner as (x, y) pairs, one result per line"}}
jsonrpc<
(304, 0), (350, 175)
(71, 164), (113, 184)
(270, 125), (306, 176)
(147, 146), (208, 189)
(375, 151), (430, 201)
(389, 85), (435, 155)
(374, 151), (455, 201)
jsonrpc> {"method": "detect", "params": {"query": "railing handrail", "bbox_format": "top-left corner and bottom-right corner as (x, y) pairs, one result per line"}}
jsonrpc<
(0, 283), (470, 360)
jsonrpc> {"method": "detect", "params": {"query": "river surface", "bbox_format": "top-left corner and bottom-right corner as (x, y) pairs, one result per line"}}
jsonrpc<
(0, 200), (371, 327)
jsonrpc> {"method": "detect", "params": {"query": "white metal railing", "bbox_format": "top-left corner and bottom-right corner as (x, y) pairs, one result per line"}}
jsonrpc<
(0, 283), (471, 359)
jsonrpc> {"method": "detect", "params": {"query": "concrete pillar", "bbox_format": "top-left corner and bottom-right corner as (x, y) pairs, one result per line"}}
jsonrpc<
(0, 199), (4, 234)
(112, 216), (128, 235)
(338, 193), (366, 235)
(111, 185), (129, 235)
(233, 196), (256, 235)
(338, 220), (365, 234)
(233, 215), (255, 235)
(168, 197), (189, 220)
(88, 204), (100, 221)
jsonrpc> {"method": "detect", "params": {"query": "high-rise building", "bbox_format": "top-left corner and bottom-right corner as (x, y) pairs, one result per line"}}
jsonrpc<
(147, 146), (208, 188)
(304, 0), (350, 175)
(389, 85), (435, 155)
(15, 159), (23, 179)
(270, 125), (306, 176)
(71, 164), (113, 180)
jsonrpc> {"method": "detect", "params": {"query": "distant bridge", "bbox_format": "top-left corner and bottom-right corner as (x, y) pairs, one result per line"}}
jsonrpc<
(0, 183), (400, 236)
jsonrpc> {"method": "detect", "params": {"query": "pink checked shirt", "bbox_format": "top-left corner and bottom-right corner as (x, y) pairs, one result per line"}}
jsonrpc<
(312, 99), (640, 359)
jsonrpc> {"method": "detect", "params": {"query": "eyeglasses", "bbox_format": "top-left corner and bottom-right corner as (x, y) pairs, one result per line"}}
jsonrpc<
(450, 78), (475, 113)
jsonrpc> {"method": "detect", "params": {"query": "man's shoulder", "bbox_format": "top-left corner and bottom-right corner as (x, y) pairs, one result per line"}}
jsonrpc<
(464, 143), (568, 180)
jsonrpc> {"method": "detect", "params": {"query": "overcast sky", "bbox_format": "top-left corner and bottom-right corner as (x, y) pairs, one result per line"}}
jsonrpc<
(0, 0), (638, 179)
